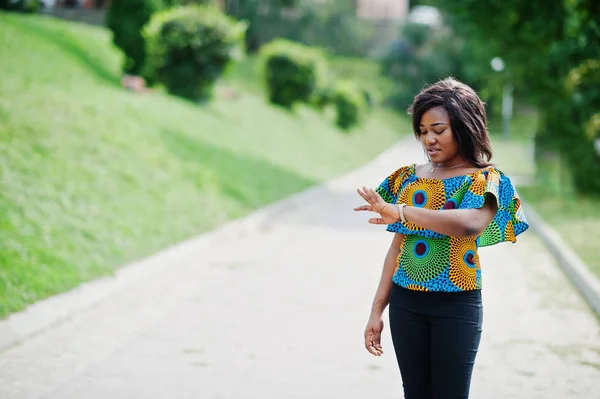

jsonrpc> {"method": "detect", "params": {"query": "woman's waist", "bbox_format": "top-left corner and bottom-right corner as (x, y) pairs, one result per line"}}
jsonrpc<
(401, 234), (480, 265)
(391, 282), (482, 304)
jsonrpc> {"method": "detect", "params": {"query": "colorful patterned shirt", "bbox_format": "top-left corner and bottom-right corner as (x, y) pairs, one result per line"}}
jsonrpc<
(376, 164), (529, 292)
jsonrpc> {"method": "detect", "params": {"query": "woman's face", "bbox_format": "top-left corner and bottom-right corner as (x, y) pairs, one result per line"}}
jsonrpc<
(418, 106), (462, 165)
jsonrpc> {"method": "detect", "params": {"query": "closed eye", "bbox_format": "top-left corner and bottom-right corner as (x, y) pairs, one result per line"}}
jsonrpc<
(420, 130), (445, 135)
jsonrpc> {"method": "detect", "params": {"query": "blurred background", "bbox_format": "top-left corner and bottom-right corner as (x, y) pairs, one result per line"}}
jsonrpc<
(0, 0), (598, 331)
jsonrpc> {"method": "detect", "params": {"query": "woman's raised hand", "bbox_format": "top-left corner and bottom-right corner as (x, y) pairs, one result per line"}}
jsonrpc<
(354, 187), (400, 225)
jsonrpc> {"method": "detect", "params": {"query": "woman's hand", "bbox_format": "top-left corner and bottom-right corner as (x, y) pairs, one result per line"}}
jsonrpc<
(354, 187), (400, 225)
(364, 315), (384, 356)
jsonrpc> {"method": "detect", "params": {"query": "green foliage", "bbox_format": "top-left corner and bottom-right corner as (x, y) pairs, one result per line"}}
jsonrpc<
(380, 20), (492, 112)
(143, 5), (246, 102)
(519, 183), (600, 279)
(163, 0), (216, 5)
(106, 0), (164, 75)
(227, 53), (392, 112)
(311, 85), (333, 110)
(303, 0), (374, 57)
(225, 0), (373, 56)
(427, 0), (600, 195)
(0, 0), (40, 13)
(566, 59), (600, 142)
(332, 80), (365, 130)
(327, 56), (392, 104)
(259, 38), (327, 108)
(224, 0), (305, 53)
(553, 57), (600, 194)
(0, 13), (407, 317)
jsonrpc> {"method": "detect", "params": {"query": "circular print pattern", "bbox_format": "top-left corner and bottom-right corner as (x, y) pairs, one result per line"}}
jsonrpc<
(449, 236), (480, 290)
(443, 198), (458, 209)
(469, 173), (487, 196)
(400, 235), (449, 282)
(479, 220), (502, 246)
(412, 190), (428, 207)
(399, 179), (446, 210)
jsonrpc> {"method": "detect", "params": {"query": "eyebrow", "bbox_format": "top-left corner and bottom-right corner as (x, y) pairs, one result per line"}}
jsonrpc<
(419, 122), (449, 127)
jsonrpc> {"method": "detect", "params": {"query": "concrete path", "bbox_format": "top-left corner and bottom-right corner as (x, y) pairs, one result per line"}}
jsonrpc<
(1, 139), (599, 399)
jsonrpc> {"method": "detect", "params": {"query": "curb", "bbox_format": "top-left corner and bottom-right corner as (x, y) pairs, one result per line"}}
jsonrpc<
(0, 140), (406, 352)
(524, 203), (600, 319)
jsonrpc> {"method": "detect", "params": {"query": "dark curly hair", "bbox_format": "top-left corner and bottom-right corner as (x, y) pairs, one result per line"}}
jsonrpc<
(408, 78), (493, 168)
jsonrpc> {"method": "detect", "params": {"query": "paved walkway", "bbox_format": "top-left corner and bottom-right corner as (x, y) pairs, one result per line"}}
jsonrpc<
(1, 139), (599, 399)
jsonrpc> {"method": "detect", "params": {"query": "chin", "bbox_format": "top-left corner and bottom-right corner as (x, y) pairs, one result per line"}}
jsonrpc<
(429, 152), (443, 162)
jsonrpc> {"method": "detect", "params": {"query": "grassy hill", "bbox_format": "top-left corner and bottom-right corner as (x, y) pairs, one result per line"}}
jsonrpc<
(0, 12), (409, 318)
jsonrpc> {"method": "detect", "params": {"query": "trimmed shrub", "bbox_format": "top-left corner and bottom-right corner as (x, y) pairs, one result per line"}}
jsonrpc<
(143, 5), (247, 102)
(106, 0), (164, 75)
(332, 81), (365, 131)
(311, 85), (333, 110)
(260, 39), (327, 108)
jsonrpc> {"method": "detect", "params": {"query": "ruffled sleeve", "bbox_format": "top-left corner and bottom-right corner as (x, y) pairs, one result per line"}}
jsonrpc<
(375, 165), (428, 236)
(459, 167), (529, 246)
(375, 165), (412, 205)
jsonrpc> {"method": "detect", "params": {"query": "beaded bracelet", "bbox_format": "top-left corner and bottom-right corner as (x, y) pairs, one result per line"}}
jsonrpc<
(397, 203), (407, 223)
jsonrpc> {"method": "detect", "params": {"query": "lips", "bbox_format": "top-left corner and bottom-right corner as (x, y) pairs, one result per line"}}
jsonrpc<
(427, 149), (441, 156)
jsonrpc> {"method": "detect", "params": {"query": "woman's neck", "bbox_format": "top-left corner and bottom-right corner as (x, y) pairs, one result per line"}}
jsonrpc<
(432, 155), (468, 168)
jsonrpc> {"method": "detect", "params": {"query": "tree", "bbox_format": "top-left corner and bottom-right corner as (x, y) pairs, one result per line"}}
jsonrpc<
(426, 0), (600, 195)
(222, 0), (371, 56)
(380, 18), (497, 114)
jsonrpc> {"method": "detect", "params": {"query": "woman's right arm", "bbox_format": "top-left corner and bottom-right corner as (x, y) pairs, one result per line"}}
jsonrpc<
(364, 232), (405, 356)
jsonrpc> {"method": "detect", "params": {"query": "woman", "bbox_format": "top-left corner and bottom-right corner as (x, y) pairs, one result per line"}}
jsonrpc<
(354, 78), (528, 399)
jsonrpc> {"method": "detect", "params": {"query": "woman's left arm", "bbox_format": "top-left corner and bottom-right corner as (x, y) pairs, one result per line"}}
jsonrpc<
(355, 187), (498, 238)
(403, 194), (497, 237)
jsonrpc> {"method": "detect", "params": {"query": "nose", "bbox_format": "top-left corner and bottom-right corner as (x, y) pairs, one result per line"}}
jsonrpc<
(424, 131), (437, 145)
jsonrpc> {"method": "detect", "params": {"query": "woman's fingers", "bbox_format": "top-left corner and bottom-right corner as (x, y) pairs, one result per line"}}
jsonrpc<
(365, 338), (383, 356)
(364, 332), (380, 356)
(357, 187), (377, 204)
(356, 188), (369, 203)
(367, 344), (380, 356)
(369, 188), (385, 206)
(373, 345), (383, 355)
(372, 331), (383, 354)
(365, 321), (384, 356)
(356, 187), (388, 225)
(365, 187), (377, 202)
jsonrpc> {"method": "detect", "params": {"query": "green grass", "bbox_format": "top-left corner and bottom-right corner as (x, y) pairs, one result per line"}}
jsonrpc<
(491, 110), (600, 280)
(488, 112), (538, 177)
(327, 55), (395, 102)
(225, 52), (395, 104)
(0, 12), (410, 318)
(520, 185), (600, 280)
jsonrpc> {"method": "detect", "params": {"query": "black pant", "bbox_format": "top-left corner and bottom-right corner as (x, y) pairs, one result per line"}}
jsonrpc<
(388, 283), (483, 399)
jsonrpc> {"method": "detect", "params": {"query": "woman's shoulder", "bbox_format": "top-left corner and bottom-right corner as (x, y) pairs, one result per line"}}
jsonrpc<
(413, 163), (430, 176)
(381, 164), (416, 182)
(468, 165), (521, 208)
(377, 164), (416, 197)
(476, 165), (514, 185)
